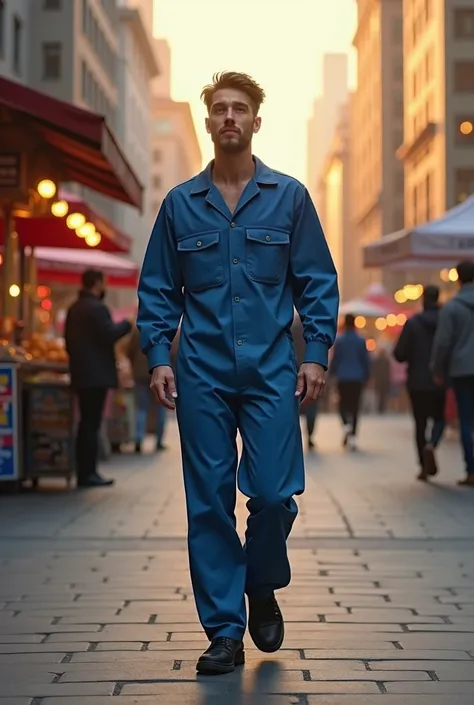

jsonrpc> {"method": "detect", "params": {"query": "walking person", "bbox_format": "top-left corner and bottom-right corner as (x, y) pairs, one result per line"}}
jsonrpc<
(126, 324), (168, 453)
(372, 347), (391, 414)
(329, 314), (370, 451)
(291, 312), (319, 450)
(393, 285), (445, 481)
(65, 269), (132, 487)
(431, 261), (474, 487)
(137, 72), (339, 674)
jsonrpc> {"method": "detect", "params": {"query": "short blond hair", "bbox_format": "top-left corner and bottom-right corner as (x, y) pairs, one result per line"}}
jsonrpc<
(201, 71), (266, 114)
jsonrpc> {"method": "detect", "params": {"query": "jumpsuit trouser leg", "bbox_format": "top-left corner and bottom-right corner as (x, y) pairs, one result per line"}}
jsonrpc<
(176, 368), (305, 641)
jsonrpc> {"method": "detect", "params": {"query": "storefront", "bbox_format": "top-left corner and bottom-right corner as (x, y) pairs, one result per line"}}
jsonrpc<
(0, 76), (142, 487)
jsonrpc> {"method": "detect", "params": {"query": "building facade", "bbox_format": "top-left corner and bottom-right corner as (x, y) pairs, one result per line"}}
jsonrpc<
(116, 0), (159, 263)
(351, 0), (405, 290)
(400, 0), (474, 229)
(0, 0), (30, 83)
(318, 101), (357, 303)
(307, 54), (348, 208)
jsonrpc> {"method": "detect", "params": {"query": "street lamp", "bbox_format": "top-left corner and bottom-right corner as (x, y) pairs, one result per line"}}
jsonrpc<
(37, 179), (57, 199)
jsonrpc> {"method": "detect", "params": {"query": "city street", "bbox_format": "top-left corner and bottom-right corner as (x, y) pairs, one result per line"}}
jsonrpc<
(1, 414), (474, 705)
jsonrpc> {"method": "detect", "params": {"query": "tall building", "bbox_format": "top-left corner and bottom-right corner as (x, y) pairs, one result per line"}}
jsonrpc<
(116, 0), (159, 263)
(351, 0), (405, 291)
(150, 40), (202, 218)
(307, 54), (348, 206)
(400, 0), (474, 229)
(318, 100), (357, 303)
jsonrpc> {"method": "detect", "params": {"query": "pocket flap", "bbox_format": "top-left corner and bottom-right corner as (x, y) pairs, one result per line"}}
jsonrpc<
(246, 228), (290, 245)
(177, 231), (220, 252)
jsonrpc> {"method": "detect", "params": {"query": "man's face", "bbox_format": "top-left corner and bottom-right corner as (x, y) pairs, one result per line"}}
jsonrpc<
(205, 88), (261, 153)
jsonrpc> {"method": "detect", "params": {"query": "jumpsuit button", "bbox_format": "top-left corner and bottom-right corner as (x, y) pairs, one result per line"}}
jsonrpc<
(237, 339), (243, 346)
(265, 235), (271, 241)
(196, 240), (202, 247)
(234, 296), (240, 302)
(230, 222), (236, 228)
(232, 258), (238, 264)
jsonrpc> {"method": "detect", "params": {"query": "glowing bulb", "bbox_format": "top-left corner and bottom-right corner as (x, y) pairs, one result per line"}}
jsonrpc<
(448, 268), (459, 282)
(397, 314), (407, 326)
(66, 212), (86, 230)
(76, 222), (95, 238)
(460, 121), (473, 135)
(51, 200), (69, 217)
(85, 232), (101, 247)
(394, 289), (407, 303)
(354, 315), (366, 329)
(366, 338), (376, 351)
(9, 284), (20, 298)
(375, 317), (387, 331)
(387, 314), (398, 327)
(37, 179), (57, 199)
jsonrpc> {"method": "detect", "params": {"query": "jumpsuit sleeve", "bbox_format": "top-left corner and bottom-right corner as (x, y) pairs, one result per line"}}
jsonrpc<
(137, 198), (184, 371)
(289, 186), (339, 369)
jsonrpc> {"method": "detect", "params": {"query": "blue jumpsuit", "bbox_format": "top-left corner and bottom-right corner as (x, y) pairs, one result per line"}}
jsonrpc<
(137, 157), (339, 642)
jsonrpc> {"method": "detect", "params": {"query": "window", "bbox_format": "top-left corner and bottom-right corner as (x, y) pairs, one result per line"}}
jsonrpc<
(454, 8), (474, 38)
(425, 172), (432, 220)
(455, 169), (474, 203)
(454, 62), (474, 92)
(153, 149), (162, 163)
(44, 0), (61, 8)
(0, 1), (4, 58)
(153, 175), (162, 190)
(12, 15), (22, 75)
(455, 117), (474, 146)
(42, 42), (62, 79)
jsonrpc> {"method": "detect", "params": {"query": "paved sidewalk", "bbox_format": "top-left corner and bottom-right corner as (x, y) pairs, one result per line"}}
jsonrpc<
(1, 414), (474, 704)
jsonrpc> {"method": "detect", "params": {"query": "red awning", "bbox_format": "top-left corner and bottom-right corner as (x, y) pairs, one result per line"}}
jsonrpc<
(0, 189), (133, 252)
(35, 247), (139, 288)
(0, 76), (143, 210)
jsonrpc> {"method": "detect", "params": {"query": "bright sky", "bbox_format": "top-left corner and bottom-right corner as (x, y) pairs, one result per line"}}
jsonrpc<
(153, 0), (357, 185)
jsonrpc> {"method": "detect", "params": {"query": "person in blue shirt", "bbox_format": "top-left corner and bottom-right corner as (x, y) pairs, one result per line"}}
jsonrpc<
(329, 314), (371, 450)
(137, 71), (339, 675)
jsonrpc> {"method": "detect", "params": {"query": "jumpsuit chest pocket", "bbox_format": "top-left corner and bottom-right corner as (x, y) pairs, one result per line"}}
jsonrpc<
(177, 231), (224, 292)
(246, 228), (291, 284)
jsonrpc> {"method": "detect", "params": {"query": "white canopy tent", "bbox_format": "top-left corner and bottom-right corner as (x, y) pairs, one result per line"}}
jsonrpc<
(338, 299), (391, 317)
(363, 195), (474, 270)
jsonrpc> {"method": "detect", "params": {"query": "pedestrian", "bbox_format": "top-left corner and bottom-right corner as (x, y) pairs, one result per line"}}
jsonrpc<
(291, 312), (319, 450)
(431, 261), (474, 487)
(393, 285), (445, 481)
(329, 313), (370, 451)
(126, 324), (168, 454)
(372, 346), (391, 414)
(137, 71), (339, 674)
(65, 269), (131, 487)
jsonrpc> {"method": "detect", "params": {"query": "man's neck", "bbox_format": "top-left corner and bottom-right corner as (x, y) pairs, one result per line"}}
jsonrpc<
(212, 150), (255, 186)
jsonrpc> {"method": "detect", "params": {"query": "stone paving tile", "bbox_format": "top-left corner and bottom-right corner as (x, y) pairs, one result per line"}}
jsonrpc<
(1, 415), (474, 704)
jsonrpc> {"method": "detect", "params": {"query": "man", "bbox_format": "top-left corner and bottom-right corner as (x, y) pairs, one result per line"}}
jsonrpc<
(329, 314), (370, 451)
(291, 312), (319, 450)
(393, 285), (445, 481)
(137, 72), (338, 675)
(431, 261), (474, 487)
(65, 269), (131, 487)
(126, 324), (168, 454)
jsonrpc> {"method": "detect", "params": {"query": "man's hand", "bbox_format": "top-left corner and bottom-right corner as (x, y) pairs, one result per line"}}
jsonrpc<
(295, 363), (326, 407)
(150, 365), (178, 410)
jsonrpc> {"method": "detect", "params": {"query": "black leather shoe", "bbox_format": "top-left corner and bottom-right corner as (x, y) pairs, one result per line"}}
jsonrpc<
(248, 593), (284, 653)
(196, 637), (245, 675)
(77, 473), (114, 488)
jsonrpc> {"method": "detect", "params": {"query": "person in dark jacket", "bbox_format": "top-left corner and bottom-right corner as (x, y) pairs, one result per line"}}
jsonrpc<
(431, 261), (474, 486)
(291, 313), (318, 450)
(65, 269), (132, 487)
(329, 314), (370, 451)
(393, 285), (445, 481)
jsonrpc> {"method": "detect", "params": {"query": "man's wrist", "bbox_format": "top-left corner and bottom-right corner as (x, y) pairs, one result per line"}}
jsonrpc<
(147, 345), (171, 371)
